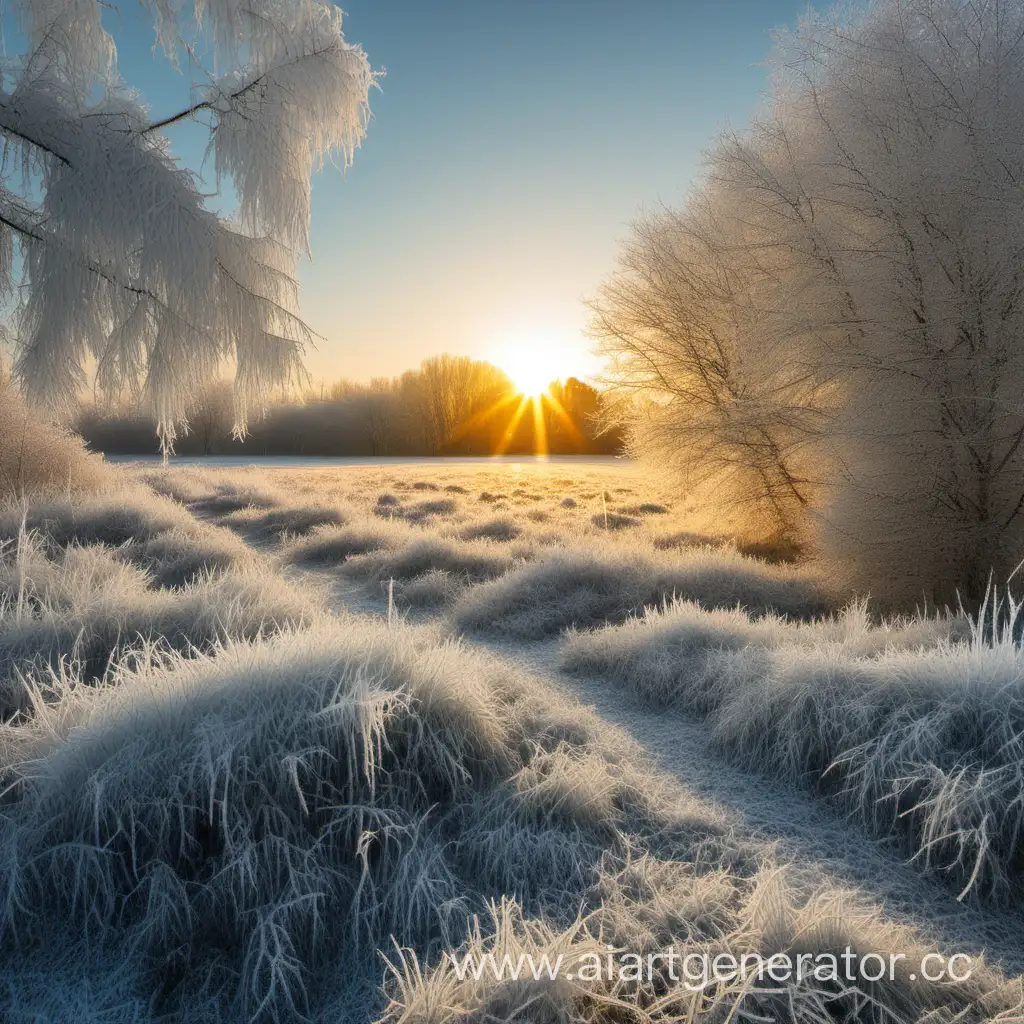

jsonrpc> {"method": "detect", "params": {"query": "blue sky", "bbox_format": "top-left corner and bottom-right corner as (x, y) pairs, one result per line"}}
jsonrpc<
(115, 0), (808, 384)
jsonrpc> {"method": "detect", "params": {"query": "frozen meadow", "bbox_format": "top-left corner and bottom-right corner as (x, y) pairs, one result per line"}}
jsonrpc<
(3, 410), (1024, 1024)
(2, 0), (1024, 1015)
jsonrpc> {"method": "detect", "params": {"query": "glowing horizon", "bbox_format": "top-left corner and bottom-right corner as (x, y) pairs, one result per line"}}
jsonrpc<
(487, 327), (600, 400)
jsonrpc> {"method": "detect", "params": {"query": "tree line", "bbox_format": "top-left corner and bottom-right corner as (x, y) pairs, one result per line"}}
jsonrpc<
(77, 354), (623, 458)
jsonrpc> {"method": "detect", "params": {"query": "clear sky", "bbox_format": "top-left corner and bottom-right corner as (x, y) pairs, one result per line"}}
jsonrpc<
(114, 0), (809, 386)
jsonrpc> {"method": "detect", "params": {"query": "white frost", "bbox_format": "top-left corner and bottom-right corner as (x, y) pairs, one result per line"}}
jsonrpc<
(1, 0), (374, 450)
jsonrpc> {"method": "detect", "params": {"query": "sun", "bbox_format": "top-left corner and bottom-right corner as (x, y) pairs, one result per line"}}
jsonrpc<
(492, 333), (585, 397)
(500, 349), (556, 397)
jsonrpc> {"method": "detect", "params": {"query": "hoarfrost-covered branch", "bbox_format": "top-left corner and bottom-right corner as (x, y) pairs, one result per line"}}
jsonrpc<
(0, 0), (374, 449)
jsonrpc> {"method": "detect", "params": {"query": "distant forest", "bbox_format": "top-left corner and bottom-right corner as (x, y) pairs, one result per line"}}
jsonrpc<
(77, 355), (624, 457)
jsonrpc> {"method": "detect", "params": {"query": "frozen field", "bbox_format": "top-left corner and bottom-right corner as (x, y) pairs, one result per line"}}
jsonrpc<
(2, 453), (1023, 1023)
(104, 454), (631, 468)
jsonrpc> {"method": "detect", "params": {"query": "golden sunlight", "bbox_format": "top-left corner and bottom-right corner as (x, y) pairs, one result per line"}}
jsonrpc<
(501, 353), (553, 397)
(492, 332), (586, 397)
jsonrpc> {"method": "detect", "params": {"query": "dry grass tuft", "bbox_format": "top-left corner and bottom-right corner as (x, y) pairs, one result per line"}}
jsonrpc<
(459, 515), (522, 542)
(0, 495), (188, 550)
(281, 521), (409, 566)
(396, 569), (469, 610)
(592, 512), (641, 530)
(190, 480), (283, 515)
(0, 532), (311, 718)
(1, 489), (254, 588)
(406, 498), (459, 520)
(113, 524), (253, 587)
(455, 546), (827, 639)
(222, 504), (348, 539)
(344, 535), (521, 585)
(620, 503), (670, 515)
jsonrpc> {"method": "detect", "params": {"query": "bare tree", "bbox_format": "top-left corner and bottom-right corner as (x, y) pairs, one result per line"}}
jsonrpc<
(590, 196), (832, 541)
(405, 355), (511, 454)
(363, 377), (399, 455)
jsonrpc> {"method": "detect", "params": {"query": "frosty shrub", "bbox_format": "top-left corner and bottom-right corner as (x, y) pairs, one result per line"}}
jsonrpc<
(0, 383), (107, 499)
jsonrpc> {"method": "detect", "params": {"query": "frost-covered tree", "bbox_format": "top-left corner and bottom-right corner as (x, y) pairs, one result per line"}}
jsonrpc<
(401, 355), (513, 455)
(589, 197), (834, 541)
(1, 0), (373, 449)
(595, 0), (1024, 606)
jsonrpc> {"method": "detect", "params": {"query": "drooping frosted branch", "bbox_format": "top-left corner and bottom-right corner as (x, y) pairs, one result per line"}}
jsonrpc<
(208, 2), (373, 251)
(0, 0), (373, 449)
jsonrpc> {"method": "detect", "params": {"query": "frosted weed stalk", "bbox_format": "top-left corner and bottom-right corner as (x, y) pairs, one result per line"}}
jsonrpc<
(14, 506), (29, 625)
(964, 572), (1024, 650)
